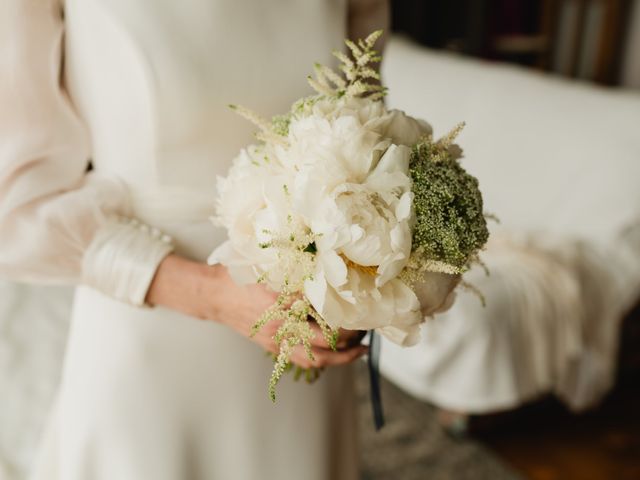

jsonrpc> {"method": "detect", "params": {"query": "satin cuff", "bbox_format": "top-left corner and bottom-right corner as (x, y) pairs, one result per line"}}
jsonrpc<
(82, 217), (174, 306)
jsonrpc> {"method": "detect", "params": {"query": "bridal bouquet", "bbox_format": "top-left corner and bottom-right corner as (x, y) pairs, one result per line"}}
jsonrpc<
(209, 31), (489, 400)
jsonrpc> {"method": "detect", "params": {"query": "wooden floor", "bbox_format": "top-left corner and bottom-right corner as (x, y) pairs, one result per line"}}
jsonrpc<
(476, 385), (640, 480)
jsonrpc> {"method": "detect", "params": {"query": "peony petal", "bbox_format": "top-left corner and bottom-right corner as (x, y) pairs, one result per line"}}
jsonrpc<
(226, 265), (261, 286)
(381, 109), (433, 146)
(319, 250), (348, 288)
(304, 270), (328, 314)
(319, 284), (351, 330)
(349, 224), (365, 242)
(395, 192), (414, 222)
(336, 288), (357, 305)
(377, 324), (421, 347)
(389, 225), (404, 253)
(209, 242), (262, 285)
(376, 251), (407, 287)
(373, 144), (411, 175)
(342, 234), (382, 267)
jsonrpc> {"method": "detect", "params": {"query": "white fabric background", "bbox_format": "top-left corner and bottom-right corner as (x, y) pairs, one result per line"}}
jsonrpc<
(379, 37), (640, 413)
(1, 36), (640, 478)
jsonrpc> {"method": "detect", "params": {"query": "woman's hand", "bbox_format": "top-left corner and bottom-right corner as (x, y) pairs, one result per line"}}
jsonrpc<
(248, 321), (368, 370)
(146, 254), (367, 368)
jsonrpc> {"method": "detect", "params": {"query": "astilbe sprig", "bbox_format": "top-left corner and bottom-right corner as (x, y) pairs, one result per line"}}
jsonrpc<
(308, 29), (387, 101)
(251, 188), (339, 401)
(255, 293), (338, 401)
(227, 104), (289, 146)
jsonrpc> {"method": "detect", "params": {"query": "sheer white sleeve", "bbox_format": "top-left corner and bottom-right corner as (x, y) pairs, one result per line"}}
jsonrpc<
(0, 0), (173, 306)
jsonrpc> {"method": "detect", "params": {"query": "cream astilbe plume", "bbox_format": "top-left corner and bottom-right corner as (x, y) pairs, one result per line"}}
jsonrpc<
(308, 30), (387, 101)
(228, 104), (288, 146)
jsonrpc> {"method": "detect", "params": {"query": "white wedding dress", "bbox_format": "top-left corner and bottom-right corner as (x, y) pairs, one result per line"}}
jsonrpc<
(0, 1), (359, 479)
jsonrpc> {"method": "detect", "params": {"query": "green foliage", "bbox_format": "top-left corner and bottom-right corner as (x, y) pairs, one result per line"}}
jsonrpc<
(410, 126), (489, 269)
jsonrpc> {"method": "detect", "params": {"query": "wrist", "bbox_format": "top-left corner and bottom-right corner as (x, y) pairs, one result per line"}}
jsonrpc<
(146, 254), (228, 322)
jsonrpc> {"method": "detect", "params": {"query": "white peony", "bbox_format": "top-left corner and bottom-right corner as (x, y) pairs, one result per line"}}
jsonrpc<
(300, 97), (432, 148)
(281, 106), (425, 345)
(304, 265), (423, 347)
(369, 108), (433, 146)
(209, 145), (296, 288)
(281, 110), (388, 181)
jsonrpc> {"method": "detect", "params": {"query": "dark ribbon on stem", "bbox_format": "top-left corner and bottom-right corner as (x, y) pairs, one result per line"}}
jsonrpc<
(367, 330), (385, 430)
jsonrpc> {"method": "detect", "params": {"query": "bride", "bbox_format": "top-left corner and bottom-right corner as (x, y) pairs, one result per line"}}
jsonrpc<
(0, 0), (389, 478)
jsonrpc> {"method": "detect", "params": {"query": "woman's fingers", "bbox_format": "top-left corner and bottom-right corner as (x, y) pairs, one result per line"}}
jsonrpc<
(307, 323), (366, 350)
(307, 323), (332, 348)
(258, 320), (368, 368)
(289, 344), (368, 369)
(313, 344), (368, 367)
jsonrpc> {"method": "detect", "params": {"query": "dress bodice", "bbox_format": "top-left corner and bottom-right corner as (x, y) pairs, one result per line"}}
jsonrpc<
(64, 0), (347, 190)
